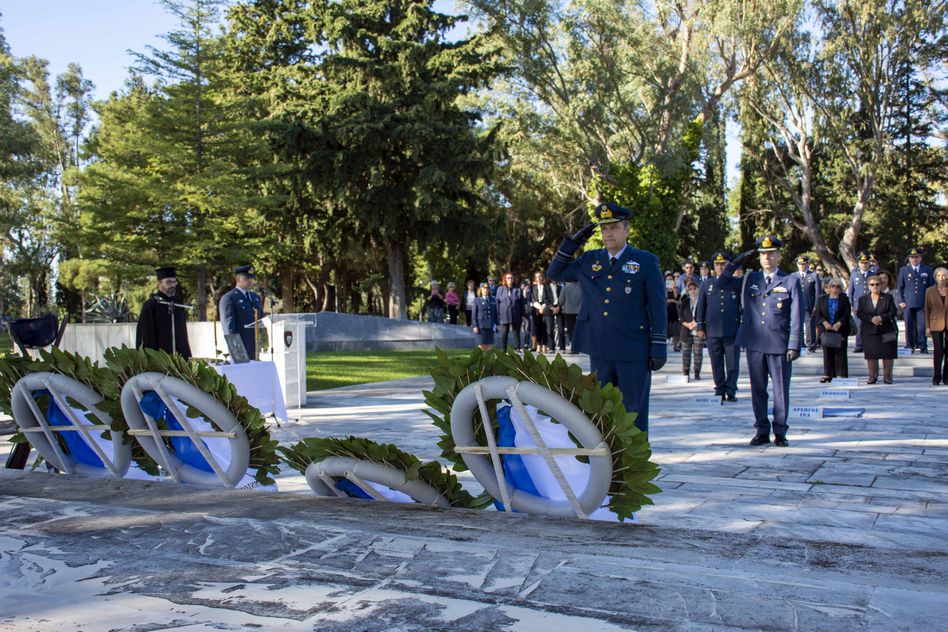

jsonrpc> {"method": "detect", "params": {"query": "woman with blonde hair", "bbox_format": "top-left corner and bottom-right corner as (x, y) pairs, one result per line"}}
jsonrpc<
(856, 274), (899, 384)
(924, 267), (948, 385)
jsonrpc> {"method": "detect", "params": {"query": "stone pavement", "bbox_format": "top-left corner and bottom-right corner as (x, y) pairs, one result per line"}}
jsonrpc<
(1, 349), (947, 630)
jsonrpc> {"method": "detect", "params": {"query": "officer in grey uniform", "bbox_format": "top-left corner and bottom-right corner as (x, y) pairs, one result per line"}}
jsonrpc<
(696, 250), (746, 401)
(736, 236), (804, 447)
(795, 255), (822, 352)
(219, 264), (264, 360)
(897, 246), (934, 353)
(847, 252), (872, 353)
(548, 202), (667, 433)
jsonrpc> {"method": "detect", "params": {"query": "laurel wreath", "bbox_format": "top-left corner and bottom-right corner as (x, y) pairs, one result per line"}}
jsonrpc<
(278, 435), (490, 509)
(103, 346), (281, 485)
(423, 348), (661, 520)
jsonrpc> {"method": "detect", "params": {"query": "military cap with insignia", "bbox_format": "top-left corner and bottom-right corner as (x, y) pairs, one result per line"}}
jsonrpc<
(234, 264), (256, 278)
(699, 260), (710, 268)
(711, 250), (731, 264)
(907, 246), (923, 257)
(857, 251), (870, 263)
(155, 266), (177, 280)
(593, 201), (632, 225)
(795, 255), (810, 265)
(755, 235), (782, 252)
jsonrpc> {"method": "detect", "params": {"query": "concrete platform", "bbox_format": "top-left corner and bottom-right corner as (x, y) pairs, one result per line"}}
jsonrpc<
(2, 351), (947, 630)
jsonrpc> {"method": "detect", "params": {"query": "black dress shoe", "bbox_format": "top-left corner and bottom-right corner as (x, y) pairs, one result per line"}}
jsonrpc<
(854, 347), (863, 353)
(774, 435), (790, 447)
(725, 393), (738, 402)
(935, 377), (943, 386)
(749, 434), (770, 446)
(820, 376), (831, 383)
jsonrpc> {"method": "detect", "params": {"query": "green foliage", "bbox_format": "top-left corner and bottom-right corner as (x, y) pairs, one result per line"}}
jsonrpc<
(104, 345), (281, 485)
(423, 348), (661, 520)
(0, 354), (45, 416)
(278, 435), (489, 509)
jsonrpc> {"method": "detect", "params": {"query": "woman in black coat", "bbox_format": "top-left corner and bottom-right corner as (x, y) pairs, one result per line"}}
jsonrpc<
(856, 275), (899, 384)
(813, 278), (851, 382)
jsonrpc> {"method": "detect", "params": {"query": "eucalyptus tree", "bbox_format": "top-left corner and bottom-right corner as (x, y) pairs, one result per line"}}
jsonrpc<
(467, 0), (801, 266)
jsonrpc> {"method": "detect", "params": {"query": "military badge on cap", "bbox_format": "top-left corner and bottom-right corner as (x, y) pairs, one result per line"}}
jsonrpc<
(907, 246), (923, 256)
(711, 251), (730, 264)
(235, 264), (256, 278)
(795, 255), (810, 264)
(857, 251), (870, 263)
(594, 201), (632, 225)
(756, 235), (782, 252)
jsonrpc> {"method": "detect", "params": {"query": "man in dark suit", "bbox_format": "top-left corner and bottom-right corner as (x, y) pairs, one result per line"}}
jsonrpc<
(548, 202), (667, 433)
(897, 246), (934, 353)
(136, 266), (192, 358)
(847, 252), (873, 353)
(696, 250), (746, 401)
(795, 255), (822, 352)
(736, 236), (804, 447)
(219, 265), (263, 360)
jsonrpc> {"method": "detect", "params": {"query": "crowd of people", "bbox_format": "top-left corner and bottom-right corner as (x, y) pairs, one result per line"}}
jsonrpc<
(423, 272), (582, 354)
(658, 247), (948, 387)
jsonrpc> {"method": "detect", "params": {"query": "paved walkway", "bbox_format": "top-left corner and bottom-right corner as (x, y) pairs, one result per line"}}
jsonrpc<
(1, 350), (946, 630)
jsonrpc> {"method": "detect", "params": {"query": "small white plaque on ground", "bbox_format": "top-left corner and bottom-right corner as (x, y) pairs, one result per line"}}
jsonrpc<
(820, 389), (853, 399)
(693, 396), (722, 405)
(790, 406), (823, 418)
(666, 374), (689, 384)
(831, 378), (859, 387)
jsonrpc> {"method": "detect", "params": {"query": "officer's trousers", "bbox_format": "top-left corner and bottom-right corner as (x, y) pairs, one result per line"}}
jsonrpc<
(852, 309), (863, 350)
(707, 336), (740, 396)
(804, 312), (818, 350)
(904, 306), (927, 350)
(589, 357), (651, 433)
(745, 349), (792, 436)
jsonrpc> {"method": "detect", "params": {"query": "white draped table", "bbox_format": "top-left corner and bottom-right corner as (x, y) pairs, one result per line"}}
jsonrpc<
(213, 361), (288, 421)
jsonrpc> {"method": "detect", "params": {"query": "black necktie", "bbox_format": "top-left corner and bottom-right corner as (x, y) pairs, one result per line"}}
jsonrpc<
(765, 275), (772, 286)
(610, 256), (617, 268)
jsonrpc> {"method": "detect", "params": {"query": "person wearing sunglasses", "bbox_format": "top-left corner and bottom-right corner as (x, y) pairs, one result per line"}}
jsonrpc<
(813, 278), (851, 382)
(856, 275), (899, 384)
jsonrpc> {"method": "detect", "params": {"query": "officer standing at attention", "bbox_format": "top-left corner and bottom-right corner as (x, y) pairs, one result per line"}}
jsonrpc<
(736, 236), (804, 447)
(847, 252), (873, 353)
(219, 265), (264, 360)
(897, 247), (934, 353)
(548, 202), (667, 433)
(796, 255), (822, 352)
(696, 250), (749, 402)
(136, 266), (192, 359)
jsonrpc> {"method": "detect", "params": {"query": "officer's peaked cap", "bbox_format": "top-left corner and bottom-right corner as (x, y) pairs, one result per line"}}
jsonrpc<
(594, 202), (632, 225)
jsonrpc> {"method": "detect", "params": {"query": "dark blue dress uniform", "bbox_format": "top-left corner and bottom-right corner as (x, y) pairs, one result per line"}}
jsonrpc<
(547, 203), (667, 433)
(735, 236), (804, 442)
(219, 266), (263, 360)
(897, 247), (934, 351)
(696, 252), (742, 400)
(847, 253), (873, 351)
(471, 292), (497, 346)
(795, 256), (822, 351)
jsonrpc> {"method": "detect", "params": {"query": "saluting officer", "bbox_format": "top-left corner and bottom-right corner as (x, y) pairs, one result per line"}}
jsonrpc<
(736, 236), (804, 447)
(219, 265), (264, 360)
(795, 255), (822, 352)
(548, 202), (667, 433)
(897, 246), (934, 353)
(696, 251), (745, 401)
(847, 252), (873, 353)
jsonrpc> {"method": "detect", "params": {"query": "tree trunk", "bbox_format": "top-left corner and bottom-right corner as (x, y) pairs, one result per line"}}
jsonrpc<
(281, 265), (296, 313)
(838, 174), (875, 272)
(302, 270), (323, 313)
(386, 241), (408, 320)
(196, 264), (207, 321)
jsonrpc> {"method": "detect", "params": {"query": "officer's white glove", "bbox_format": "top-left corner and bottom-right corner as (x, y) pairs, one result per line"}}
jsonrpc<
(786, 349), (800, 362)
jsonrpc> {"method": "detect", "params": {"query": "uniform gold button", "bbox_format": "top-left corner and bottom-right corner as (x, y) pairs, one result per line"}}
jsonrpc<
(606, 287), (612, 292)
(603, 311), (609, 316)
(604, 299), (610, 304)
(607, 275), (613, 280)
